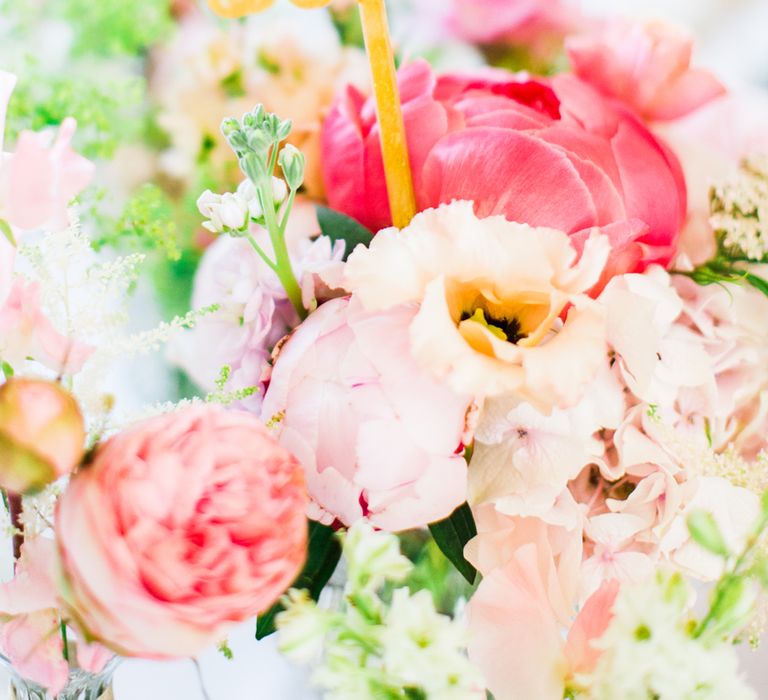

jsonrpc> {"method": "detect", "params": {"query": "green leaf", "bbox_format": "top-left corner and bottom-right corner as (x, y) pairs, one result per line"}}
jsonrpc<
(256, 520), (342, 639)
(687, 510), (730, 558)
(316, 205), (373, 261)
(744, 272), (768, 298)
(0, 219), (16, 247)
(429, 503), (478, 584)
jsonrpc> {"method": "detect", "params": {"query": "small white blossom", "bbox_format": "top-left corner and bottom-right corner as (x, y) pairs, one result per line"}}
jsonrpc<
(582, 577), (757, 700)
(343, 521), (413, 592)
(276, 589), (334, 665)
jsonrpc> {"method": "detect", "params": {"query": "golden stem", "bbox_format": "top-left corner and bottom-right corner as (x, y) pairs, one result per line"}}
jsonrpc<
(357, 0), (417, 229)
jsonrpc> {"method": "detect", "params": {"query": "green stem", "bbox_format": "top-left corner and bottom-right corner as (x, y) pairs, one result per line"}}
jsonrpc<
(60, 620), (70, 662)
(245, 234), (278, 272)
(257, 174), (306, 319)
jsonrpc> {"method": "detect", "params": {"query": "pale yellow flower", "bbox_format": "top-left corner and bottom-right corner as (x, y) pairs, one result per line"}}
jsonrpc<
(343, 201), (610, 412)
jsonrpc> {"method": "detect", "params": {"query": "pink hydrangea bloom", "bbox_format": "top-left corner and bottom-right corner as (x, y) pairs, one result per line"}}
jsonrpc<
(55, 406), (308, 658)
(261, 295), (473, 531)
(567, 20), (725, 122)
(321, 60), (686, 275)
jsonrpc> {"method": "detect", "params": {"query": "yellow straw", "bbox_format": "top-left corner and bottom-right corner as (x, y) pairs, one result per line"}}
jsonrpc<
(357, 0), (417, 229)
(207, 0), (418, 228)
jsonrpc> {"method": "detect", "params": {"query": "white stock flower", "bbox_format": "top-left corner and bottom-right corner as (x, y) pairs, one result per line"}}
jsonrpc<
(276, 589), (333, 665)
(197, 189), (249, 234)
(343, 522), (412, 592)
(584, 578), (757, 700)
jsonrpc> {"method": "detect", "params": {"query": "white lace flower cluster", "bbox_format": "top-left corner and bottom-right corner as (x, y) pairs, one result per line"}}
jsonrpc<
(276, 522), (485, 700)
(580, 575), (755, 700)
(710, 154), (768, 261)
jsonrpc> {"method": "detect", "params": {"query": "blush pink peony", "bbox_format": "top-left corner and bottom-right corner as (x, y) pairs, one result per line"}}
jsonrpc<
(55, 406), (308, 658)
(321, 60), (686, 274)
(566, 20), (725, 123)
(261, 295), (473, 531)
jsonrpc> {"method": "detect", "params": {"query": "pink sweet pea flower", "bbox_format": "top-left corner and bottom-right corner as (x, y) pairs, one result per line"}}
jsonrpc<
(321, 60), (686, 276)
(0, 279), (94, 375)
(0, 71), (94, 232)
(0, 538), (113, 694)
(467, 542), (619, 700)
(0, 538), (67, 695)
(567, 20), (725, 123)
(261, 295), (473, 531)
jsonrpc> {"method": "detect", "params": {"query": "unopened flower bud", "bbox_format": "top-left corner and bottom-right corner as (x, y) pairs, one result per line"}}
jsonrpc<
(279, 145), (306, 191)
(0, 379), (85, 493)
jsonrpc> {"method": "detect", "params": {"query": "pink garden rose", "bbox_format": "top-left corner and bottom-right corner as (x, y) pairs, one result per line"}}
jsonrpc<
(55, 406), (308, 658)
(0, 378), (85, 493)
(321, 60), (686, 274)
(567, 20), (725, 123)
(261, 295), (473, 531)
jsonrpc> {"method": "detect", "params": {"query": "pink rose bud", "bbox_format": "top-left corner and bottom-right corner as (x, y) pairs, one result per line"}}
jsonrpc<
(55, 406), (308, 658)
(0, 379), (85, 493)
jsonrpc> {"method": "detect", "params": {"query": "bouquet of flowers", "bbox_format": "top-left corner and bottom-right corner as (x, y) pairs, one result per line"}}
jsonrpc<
(1, 0), (768, 698)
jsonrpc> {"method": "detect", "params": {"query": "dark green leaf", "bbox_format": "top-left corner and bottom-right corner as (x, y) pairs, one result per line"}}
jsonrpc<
(256, 520), (342, 639)
(429, 503), (478, 584)
(316, 205), (373, 261)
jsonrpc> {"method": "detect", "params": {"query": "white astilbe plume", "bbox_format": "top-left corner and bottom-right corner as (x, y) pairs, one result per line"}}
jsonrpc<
(19, 215), (143, 344)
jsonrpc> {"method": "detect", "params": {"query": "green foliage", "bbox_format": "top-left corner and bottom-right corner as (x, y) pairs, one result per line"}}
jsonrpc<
(55, 0), (173, 57)
(6, 64), (144, 159)
(428, 502), (478, 585)
(256, 521), (342, 640)
(398, 531), (477, 615)
(316, 206), (374, 261)
(91, 184), (180, 260)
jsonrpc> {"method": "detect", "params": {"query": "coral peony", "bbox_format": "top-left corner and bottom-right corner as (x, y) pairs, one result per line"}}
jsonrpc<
(321, 60), (686, 274)
(566, 20), (725, 123)
(343, 201), (609, 410)
(0, 379), (85, 493)
(261, 295), (473, 531)
(55, 406), (308, 658)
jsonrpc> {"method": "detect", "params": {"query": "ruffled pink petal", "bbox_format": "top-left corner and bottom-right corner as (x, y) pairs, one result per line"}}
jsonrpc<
(649, 68), (727, 121)
(564, 579), (620, 676)
(422, 127), (599, 232)
(6, 118), (94, 231)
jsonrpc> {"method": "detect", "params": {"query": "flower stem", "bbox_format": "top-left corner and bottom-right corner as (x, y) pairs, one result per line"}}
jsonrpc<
(257, 175), (306, 320)
(8, 492), (23, 563)
(357, 0), (416, 229)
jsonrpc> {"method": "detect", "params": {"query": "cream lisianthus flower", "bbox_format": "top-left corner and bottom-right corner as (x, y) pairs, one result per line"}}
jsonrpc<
(344, 201), (610, 411)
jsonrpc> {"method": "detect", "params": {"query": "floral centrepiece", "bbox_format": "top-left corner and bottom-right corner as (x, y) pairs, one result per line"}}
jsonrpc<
(1, 1), (768, 699)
